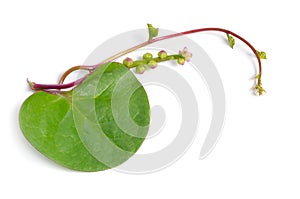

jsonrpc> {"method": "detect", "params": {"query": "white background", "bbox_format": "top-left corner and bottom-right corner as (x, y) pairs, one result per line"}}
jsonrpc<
(1, 0), (299, 198)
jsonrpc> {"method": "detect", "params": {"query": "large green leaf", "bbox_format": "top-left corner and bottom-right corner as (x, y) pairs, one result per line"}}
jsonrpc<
(19, 62), (150, 171)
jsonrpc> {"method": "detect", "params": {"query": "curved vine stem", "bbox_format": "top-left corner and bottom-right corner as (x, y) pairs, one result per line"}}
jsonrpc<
(96, 28), (262, 87)
(29, 27), (265, 94)
(58, 65), (94, 84)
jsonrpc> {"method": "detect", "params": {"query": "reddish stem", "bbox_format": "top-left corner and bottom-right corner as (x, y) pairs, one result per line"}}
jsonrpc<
(28, 77), (85, 90)
(58, 65), (93, 84)
(29, 27), (263, 91)
(156, 28), (262, 77)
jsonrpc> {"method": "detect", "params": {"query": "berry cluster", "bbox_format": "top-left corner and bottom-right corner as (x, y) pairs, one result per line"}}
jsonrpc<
(123, 47), (193, 74)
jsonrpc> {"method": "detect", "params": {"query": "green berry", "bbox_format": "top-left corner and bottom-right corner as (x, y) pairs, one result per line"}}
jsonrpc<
(147, 60), (158, 69)
(136, 65), (146, 74)
(177, 57), (185, 65)
(158, 50), (167, 59)
(143, 53), (153, 60)
(123, 57), (134, 67)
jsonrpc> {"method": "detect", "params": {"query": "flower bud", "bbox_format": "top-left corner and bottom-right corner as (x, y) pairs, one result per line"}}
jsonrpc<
(177, 57), (185, 65)
(143, 53), (153, 60)
(158, 50), (167, 59)
(179, 47), (192, 62)
(136, 65), (146, 74)
(123, 57), (134, 67)
(147, 60), (158, 69)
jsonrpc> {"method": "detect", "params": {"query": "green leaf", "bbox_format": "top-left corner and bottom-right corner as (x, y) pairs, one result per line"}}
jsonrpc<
(226, 33), (235, 48)
(256, 50), (267, 59)
(147, 23), (159, 41)
(19, 62), (150, 171)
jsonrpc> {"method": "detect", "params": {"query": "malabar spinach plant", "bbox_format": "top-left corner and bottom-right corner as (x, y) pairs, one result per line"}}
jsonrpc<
(19, 24), (266, 171)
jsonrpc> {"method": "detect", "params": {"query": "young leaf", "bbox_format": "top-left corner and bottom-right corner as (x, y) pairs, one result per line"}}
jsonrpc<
(226, 33), (235, 48)
(255, 73), (261, 79)
(256, 50), (267, 59)
(19, 62), (150, 171)
(147, 23), (159, 41)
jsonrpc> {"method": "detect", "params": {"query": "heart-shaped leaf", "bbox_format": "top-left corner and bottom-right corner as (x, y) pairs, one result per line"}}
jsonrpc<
(19, 62), (150, 171)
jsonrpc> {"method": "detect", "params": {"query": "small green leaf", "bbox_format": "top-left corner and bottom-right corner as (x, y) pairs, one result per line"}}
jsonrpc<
(226, 33), (235, 48)
(255, 73), (261, 79)
(147, 23), (159, 41)
(256, 50), (267, 59)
